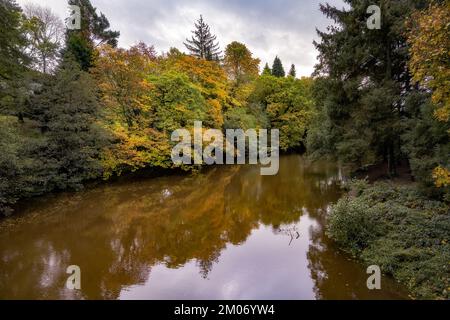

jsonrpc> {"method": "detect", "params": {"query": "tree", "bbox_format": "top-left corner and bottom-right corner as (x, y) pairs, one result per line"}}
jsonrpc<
(93, 43), (156, 128)
(309, 0), (429, 176)
(223, 41), (260, 85)
(288, 64), (296, 78)
(0, 0), (29, 80)
(405, 2), (450, 196)
(408, 2), (450, 123)
(0, 0), (31, 120)
(65, 0), (120, 71)
(166, 53), (231, 128)
(262, 63), (271, 76)
(23, 4), (65, 74)
(184, 15), (221, 61)
(250, 75), (314, 151)
(30, 58), (106, 190)
(271, 56), (285, 77)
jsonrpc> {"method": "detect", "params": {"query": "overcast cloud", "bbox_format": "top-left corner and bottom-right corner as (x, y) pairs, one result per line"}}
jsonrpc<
(17, 0), (345, 77)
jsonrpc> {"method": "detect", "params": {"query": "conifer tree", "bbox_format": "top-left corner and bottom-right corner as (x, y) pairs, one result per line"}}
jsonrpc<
(184, 15), (221, 61)
(309, 0), (430, 176)
(65, 0), (120, 71)
(0, 0), (31, 119)
(0, 0), (29, 81)
(272, 56), (285, 77)
(288, 64), (296, 78)
(262, 63), (271, 76)
(30, 58), (106, 190)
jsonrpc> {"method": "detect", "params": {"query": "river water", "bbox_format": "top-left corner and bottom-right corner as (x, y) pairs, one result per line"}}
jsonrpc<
(0, 155), (409, 300)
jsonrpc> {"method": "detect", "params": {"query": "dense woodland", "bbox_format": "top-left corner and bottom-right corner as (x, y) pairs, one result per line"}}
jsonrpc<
(0, 0), (448, 299)
(0, 0), (315, 215)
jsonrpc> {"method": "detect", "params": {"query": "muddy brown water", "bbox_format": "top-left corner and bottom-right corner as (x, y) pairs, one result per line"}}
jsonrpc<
(0, 155), (409, 300)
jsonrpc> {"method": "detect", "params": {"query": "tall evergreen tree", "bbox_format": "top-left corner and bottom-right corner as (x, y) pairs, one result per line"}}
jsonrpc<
(308, 0), (430, 176)
(30, 58), (106, 190)
(184, 15), (221, 61)
(262, 63), (271, 76)
(65, 0), (120, 71)
(272, 56), (285, 77)
(288, 64), (296, 78)
(0, 0), (31, 119)
(0, 0), (29, 81)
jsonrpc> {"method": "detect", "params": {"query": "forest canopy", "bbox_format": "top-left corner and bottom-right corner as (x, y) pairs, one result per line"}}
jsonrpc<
(0, 0), (312, 215)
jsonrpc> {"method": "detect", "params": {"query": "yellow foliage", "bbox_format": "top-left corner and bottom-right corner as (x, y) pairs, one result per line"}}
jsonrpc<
(407, 2), (450, 123)
(433, 166), (450, 188)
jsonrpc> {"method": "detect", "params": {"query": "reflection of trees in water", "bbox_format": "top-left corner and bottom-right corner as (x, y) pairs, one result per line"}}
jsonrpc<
(305, 204), (381, 300)
(273, 225), (301, 246)
(197, 250), (221, 279)
(0, 156), (343, 299)
(305, 205), (408, 300)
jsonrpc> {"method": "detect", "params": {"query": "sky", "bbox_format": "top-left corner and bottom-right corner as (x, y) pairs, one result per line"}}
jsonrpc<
(16, 0), (346, 77)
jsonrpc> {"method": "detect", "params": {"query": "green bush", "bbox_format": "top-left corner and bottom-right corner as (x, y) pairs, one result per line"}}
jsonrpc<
(328, 180), (450, 299)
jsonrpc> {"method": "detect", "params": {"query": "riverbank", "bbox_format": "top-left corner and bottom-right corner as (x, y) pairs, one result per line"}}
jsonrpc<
(327, 179), (449, 300)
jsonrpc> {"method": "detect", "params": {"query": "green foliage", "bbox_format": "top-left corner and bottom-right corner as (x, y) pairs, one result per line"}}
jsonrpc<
(0, 0), (31, 118)
(65, 31), (94, 72)
(148, 72), (209, 132)
(250, 75), (314, 151)
(0, 58), (108, 212)
(0, 0), (29, 80)
(406, 2), (450, 192)
(309, 0), (428, 176)
(0, 116), (24, 215)
(262, 63), (271, 76)
(65, 0), (119, 70)
(224, 103), (269, 131)
(0, 0), (316, 214)
(28, 59), (106, 190)
(223, 41), (260, 85)
(402, 92), (450, 199)
(328, 180), (450, 299)
(271, 56), (285, 78)
(288, 64), (296, 78)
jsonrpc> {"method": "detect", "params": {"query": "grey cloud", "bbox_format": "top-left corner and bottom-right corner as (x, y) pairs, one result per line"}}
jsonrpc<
(17, 0), (345, 76)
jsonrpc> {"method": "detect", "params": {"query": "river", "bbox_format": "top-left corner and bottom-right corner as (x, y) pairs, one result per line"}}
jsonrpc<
(0, 155), (409, 300)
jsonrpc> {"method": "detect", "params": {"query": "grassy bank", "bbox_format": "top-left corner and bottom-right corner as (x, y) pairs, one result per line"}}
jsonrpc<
(327, 180), (449, 300)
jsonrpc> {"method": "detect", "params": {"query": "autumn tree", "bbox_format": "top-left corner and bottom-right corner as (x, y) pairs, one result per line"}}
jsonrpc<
(184, 15), (221, 61)
(23, 4), (64, 73)
(405, 2), (450, 195)
(93, 43), (156, 128)
(272, 56), (285, 77)
(408, 2), (450, 123)
(165, 53), (231, 128)
(223, 41), (260, 85)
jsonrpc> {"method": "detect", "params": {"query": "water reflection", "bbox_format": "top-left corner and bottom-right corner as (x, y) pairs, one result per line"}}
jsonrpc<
(0, 156), (408, 299)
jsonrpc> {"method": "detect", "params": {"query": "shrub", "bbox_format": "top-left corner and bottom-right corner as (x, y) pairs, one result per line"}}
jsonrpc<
(328, 180), (450, 299)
